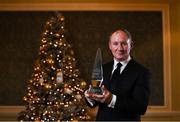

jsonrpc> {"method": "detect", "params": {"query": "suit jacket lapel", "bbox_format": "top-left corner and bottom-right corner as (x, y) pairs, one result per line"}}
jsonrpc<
(117, 59), (139, 89)
(120, 59), (137, 78)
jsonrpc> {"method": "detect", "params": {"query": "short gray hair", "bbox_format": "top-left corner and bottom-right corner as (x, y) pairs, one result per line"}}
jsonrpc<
(109, 29), (132, 42)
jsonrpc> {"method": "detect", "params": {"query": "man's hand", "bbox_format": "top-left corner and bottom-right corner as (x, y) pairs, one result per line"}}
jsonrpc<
(91, 85), (113, 104)
(84, 85), (92, 98)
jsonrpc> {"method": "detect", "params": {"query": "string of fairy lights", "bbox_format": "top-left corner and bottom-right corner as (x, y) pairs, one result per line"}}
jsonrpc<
(18, 13), (90, 121)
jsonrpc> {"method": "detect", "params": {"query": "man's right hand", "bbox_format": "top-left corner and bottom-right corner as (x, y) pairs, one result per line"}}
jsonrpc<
(84, 85), (96, 106)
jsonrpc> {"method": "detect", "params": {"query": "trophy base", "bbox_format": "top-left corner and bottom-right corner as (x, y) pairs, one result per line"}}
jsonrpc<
(90, 87), (103, 95)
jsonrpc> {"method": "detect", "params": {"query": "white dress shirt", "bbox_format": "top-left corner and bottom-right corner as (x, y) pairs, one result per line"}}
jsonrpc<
(108, 56), (131, 108)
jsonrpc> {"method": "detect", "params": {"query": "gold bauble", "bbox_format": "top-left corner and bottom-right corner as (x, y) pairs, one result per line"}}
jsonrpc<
(80, 81), (87, 88)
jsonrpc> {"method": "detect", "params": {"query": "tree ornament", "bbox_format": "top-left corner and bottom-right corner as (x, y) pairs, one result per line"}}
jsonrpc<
(56, 69), (63, 84)
(80, 80), (87, 89)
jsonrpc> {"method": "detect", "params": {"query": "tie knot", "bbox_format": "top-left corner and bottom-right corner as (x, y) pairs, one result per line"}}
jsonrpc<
(111, 62), (122, 80)
(117, 62), (122, 68)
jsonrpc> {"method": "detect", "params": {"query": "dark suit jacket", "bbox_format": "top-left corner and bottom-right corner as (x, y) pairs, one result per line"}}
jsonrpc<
(87, 58), (151, 121)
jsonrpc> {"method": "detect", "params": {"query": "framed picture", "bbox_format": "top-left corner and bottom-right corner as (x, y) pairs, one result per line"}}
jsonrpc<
(0, 3), (171, 115)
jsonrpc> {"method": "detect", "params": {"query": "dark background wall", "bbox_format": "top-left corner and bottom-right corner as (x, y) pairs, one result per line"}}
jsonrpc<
(0, 11), (163, 106)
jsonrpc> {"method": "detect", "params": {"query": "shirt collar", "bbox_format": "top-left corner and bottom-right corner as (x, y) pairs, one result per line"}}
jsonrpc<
(113, 56), (131, 68)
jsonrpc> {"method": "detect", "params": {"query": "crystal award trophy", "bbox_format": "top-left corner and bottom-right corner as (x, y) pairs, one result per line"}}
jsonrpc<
(90, 48), (103, 94)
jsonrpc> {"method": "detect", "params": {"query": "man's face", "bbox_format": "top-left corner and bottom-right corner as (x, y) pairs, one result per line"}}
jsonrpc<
(109, 31), (132, 61)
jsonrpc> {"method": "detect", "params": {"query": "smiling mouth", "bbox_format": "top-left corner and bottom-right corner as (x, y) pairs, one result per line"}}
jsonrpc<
(116, 52), (124, 55)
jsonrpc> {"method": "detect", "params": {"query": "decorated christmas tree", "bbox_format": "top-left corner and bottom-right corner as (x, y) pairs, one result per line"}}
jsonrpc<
(18, 13), (89, 121)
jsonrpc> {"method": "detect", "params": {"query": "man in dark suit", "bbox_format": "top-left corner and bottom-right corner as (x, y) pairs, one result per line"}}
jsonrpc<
(85, 29), (151, 121)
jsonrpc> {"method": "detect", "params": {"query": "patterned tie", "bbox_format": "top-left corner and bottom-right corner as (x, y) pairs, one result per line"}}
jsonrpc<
(111, 62), (122, 81)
